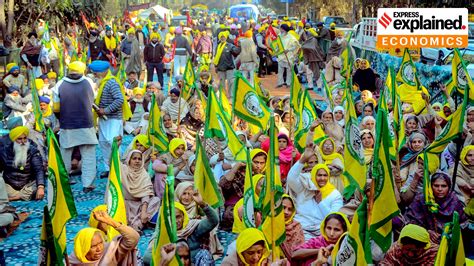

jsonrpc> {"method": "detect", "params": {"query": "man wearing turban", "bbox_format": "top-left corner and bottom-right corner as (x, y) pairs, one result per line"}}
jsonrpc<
(144, 32), (165, 87)
(3, 63), (28, 97)
(52, 61), (98, 192)
(173, 27), (192, 78)
(0, 126), (44, 201)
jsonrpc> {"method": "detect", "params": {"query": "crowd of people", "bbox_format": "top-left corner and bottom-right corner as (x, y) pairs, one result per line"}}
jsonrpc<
(0, 8), (473, 266)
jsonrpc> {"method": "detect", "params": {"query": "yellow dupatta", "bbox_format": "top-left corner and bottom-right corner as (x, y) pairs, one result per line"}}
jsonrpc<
(94, 71), (132, 121)
(311, 164), (337, 200)
(319, 138), (344, 165)
(213, 41), (227, 66)
(104, 35), (117, 51)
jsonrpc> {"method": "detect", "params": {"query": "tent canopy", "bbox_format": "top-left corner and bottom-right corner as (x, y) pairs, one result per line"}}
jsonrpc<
(139, 4), (173, 23)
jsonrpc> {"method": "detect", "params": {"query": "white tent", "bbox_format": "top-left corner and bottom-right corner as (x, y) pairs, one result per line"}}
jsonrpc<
(139, 4), (173, 24)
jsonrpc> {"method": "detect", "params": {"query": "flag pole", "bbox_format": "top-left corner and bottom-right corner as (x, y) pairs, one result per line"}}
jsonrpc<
(270, 188), (277, 262)
(450, 134), (463, 191)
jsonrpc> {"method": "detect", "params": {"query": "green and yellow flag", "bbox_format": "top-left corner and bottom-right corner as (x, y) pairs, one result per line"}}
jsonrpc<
(265, 25), (285, 56)
(396, 48), (418, 90)
(435, 211), (465, 266)
(289, 69), (303, 109)
(321, 74), (334, 110)
(233, 72), (271, 130)
(260, 116), (286, 252)
(243, 148), (256, 228)
(194, 136), (223, 208)
(38, 206), (66, 265)
(148, 94), (169, 153)
(370, 90), (400, 252)
(294, 89), (327, 152)
(446, 48), (474, 101)
(342, 85), (366, 199)
(333, 197), (372, 266)
(30, 75), (45, 132)
(182, 58), (195, 100)
(46, 128), (77, 253)
(151, 166), (181, 266)
(204, 89), (246, 161)
(105, 139), (128, 241)
(340, 44), (353, 78)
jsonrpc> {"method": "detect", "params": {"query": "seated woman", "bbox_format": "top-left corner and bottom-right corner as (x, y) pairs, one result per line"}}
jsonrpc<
(163, 113), (179, 141)
(333, 106), (345, 128)
(406, 172), (467, 244)
(288, 163), (343, 240)
(361, 129), (374, 166)
(381, 224), (438, 265)
(69, 210), (140, 265)
(176, 155), (196, 184)
(123, 134), (152, 168)
(399, 132), (427, 187)
(158, 241), (192, 266)
(358, 102), (375, 123)
(360, 115), (376, 133)
(292, 212), (350, 265)
(321, 110), (344, 150)
(317, 138), (344, 192)
(232, 175), (266, 234)
(281, 194), (305, 262)
(144, 192), (219, 265)
(455, 145), (474, 204)
(120, 150), (160, 232)
(221, 228), (271, 266)
(180, 101), (205, 150)
(262, 134), (300, 185)
(175, 181), (200, 219)
(153, 138), (193, 197)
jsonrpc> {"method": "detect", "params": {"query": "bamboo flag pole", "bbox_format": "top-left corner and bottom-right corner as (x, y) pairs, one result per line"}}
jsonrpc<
(270, 189), (277, 262)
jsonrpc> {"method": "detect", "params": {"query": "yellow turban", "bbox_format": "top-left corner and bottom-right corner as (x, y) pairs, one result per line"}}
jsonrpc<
(399, 224), (431, 249)
(89, 22), (97, 29)
(127, 27), (136, 35)
(175, 201), (189, 230)
(68, 61), (86, 74)
(169, 138), (186, 158)
(88, 205), (107, 229)
(244, 30), (252, 38)
(236, 228), (270, 266)
(169, 27), (176, 33)
(461, 145), (474, 166)
(298, 21), (304, 27)
(35, 79), (44, 89)
(73, 228), (104, 263)
(6, 63), (17, 73)
(133, 134), (150, 149)
(150, 32), (160, 41)
(308, 28), (318, 37)
(47, 72), (57, 79)
(9, 126), (29, 141)
(218, 31), (229, 39)
(320, 212), (350, 241)
(132, 87), (145, 96)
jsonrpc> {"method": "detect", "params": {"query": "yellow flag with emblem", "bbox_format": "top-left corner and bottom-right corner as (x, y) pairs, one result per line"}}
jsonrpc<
(204, 89), (246, 161)
(148, 94), (169, 153)
(446, 48), (474, 101)
(182, 58), (195, 101)
(289, 69), (302, 109)
(105, 139), (128, 241)
(233, 72), (271, 130)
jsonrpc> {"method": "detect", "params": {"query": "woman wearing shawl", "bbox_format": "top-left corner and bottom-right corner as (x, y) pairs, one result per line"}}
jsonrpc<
(353, 59), (377, 93)
(293, 212), (350, 265)
(360, 115), (376, 133)
(181, 101), (205, 149)
(161, 88), (190, 123)
(123, 134), (153, 167)
(406, 172), (467, 244)
(381, 224), (438, 265)
(455, 145), (474, 204)
(321, 110), (344, 150)
(124, 28), (142, 75)
(261, 134), (300, 184)
(332, 106), (345, 128)
(358, 102), (375, 122)
(163, 113), (179, 140)
(153, 138), (192, 197)
(120, 150), (160, 231)
(317, 138), (345, 192)
(361, 129), (374, 165)
(399, 132), (427, 187)
(287, 162), (343, 240)
(221, 228), (272, 266)
(69, 210), (139, 265)
(144, 192), (219, 265)
(280, 194), (305, 262)
(176, 155), (196, 184)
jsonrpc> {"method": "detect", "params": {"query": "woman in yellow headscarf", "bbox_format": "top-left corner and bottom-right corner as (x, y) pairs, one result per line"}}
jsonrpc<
(456, 145), (474, 204)
(123, 134), (153, 166)
(318, 138), (345, 192)
(381, 224), (438, 265)
(69, 209), (139, 265)
(221, 228), (271, 266)
(155, 138), (192, 177)
(293, 212), (350, 265)
(232, 174), (265, 234)
(280, 194), (305, 262)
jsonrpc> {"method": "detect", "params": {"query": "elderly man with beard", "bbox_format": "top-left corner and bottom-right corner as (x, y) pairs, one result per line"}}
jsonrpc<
(52, 61), (98, 192)
(3, 64), (28, 97)
(90, 60), (126, 179)
(0, 126), (44, 201)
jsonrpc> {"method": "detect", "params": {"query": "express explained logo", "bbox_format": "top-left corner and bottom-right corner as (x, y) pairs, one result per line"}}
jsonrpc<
(379, 12), (392, 29)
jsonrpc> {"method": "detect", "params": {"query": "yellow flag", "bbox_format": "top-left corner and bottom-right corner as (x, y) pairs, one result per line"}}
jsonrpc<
(151, 166), (180, 266)
(289, 69), (302, 109)
(182, 58), (195, 101)
(38, 206), (66, 265)
(294, 89), (327, 152)
(370, 91), (400, 252)
(148, 94), (169, 153)
(194, 136), (223, 208)
(204, 89), (246, 161)
(447, 48), (474, 100)
(46, 129), (77, 252)
(105, 139), (128, 241)
(233, 72), (271, 130)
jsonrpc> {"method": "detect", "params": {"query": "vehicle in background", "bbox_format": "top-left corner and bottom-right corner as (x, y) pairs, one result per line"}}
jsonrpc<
(171, 16), (188, 27)
(229, 4), (260, 22)
(322, 16), (350, 28)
